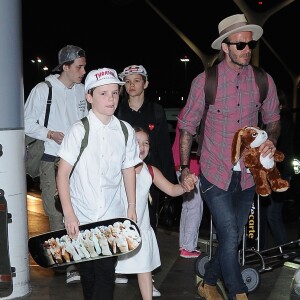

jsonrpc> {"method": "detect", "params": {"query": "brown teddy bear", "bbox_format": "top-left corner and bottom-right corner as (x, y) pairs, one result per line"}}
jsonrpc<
(231, 126), (289, 197)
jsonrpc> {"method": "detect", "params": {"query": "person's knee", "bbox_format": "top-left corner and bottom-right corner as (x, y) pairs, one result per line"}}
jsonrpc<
(216, 223), (239, 247)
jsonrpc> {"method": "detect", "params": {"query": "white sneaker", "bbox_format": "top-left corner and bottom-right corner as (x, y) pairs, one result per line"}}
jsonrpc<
(66, 271), (80, 284)
(153, 285), (161, 297)
(115, 274), (128, 284)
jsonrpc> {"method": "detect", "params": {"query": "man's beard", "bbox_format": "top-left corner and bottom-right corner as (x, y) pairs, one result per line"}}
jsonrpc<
(229, 52), (251, 67)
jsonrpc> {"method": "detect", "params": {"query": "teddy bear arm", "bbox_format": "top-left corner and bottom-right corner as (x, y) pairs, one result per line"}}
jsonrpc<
(267, 167), (290, 192)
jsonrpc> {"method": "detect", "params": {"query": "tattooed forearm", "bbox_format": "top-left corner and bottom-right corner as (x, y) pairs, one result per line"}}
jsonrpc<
(179, 129), (193, 165)
(265, 120), (281, 146)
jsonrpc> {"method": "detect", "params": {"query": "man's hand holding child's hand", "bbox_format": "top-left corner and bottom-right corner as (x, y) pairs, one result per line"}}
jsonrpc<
(181, 173), (198, 192)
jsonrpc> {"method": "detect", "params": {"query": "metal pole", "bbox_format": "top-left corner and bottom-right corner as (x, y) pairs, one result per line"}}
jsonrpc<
(0, 0), (30, 298)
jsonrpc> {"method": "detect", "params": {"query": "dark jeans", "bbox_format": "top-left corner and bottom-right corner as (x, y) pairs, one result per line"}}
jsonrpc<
(200, 172), (255, 299)
(78, 257), (117, 300)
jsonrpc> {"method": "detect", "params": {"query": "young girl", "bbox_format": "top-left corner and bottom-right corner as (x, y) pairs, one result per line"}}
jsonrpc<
(172, 111), (203, 258)
(56, 68), (141, 300)
(115, 127), (197, 299)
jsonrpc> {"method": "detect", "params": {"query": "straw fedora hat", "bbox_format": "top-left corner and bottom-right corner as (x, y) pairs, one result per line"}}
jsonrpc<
(211, 14), (263, 50)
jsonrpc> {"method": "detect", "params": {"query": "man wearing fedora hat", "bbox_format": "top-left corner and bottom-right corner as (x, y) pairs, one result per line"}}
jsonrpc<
(178, 14), (281, 300)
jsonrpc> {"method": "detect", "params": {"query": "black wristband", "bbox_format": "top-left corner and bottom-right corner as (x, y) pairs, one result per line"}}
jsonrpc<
(179, 165), (189, 172)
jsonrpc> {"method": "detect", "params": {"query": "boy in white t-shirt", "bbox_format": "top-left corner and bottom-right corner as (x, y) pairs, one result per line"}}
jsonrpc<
(56, 67), (141, 300)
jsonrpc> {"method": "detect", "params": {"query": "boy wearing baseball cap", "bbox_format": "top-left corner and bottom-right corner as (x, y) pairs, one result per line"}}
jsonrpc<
(24, 44), (88, 284)
(52, 45), (86, 72)
(117, 64), (175, 231)
(56, 68), (141, 299)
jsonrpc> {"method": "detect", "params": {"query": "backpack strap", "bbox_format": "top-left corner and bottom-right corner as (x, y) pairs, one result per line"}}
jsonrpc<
(43, 80), (52, 127)
(252, 65), (268, 103)
(147, 164), (154, 181)
(204, 65), (218, 106)
(198, 64), (269, 154)
(69, 117), (89, 178)
(197, 65), (218, 156)
(112, 102), (128, 146)
(68, 118), (128, 179)
(204, 65), (268, 105)
(120, 120), (128, 146)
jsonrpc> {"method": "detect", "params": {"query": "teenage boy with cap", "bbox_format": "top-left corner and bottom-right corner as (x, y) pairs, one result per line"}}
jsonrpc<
(24, 45), (88, 284)
(56, 67), (141, 300)
(117, 65), (175, 232)
(178, 14), (280, 300)
(115, 65), (175, 294)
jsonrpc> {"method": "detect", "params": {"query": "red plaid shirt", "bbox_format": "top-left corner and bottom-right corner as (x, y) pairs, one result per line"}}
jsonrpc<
(178, 60), (280, 191)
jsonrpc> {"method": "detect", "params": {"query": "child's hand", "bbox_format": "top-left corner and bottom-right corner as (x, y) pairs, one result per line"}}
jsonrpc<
(64, 214), (80, 239)
(182, 173), (198, 192)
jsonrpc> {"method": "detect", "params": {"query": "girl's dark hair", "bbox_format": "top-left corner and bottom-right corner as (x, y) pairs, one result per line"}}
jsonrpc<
(134, 126), (149, 136)
(134, 126), (151, 162)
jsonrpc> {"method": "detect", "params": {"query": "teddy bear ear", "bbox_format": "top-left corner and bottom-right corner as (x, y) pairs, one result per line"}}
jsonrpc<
(231, 128), (244, 164)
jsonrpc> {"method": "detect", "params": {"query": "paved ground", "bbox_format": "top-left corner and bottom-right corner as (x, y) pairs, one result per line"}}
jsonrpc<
(20, 181), (300, 299)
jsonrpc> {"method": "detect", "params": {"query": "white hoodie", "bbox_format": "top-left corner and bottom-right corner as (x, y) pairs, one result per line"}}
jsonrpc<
(24, 74), (88, 156)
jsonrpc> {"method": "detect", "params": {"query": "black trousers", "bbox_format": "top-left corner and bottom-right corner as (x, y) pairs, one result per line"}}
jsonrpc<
(78, 256), (117, 300)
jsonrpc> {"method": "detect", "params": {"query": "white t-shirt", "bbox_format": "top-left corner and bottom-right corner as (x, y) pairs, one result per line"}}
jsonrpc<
(57, 110), (141, 224)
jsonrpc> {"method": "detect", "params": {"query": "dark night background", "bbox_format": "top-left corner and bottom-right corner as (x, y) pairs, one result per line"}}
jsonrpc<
(21, 0), (300, 231)
(22, 0), (299, 109)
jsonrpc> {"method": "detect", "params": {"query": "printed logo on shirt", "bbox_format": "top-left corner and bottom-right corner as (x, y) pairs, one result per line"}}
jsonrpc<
(78, 99), (86, 112)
